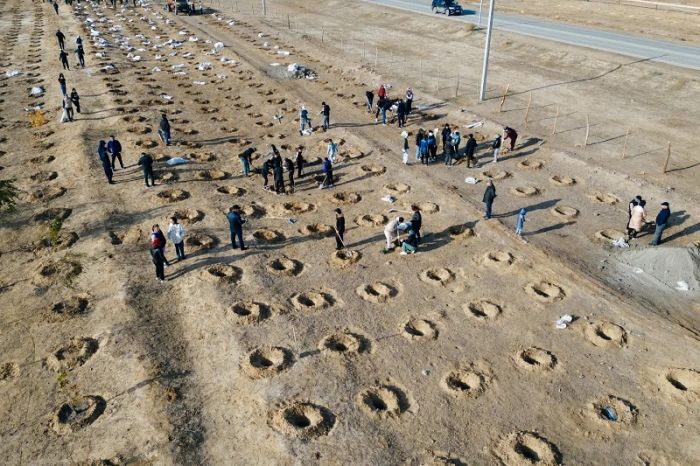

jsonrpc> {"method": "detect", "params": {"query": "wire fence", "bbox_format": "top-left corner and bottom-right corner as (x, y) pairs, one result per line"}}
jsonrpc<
(202, 0), (692, 175)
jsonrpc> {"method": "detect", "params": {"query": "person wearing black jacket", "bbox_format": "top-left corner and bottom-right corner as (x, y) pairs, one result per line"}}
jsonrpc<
(107, 135), (124, 170)
(56, 29), (65, 50)
(98, 140), (113, 184)
(138, 152), (155, 187)
(158, 113), (171, 145)
(76, 44), (85, 68)
(491, 135), (502, 163)
(319, 102), (331, 131)
(239, 146), (255, 177)
(397, 100), (406, 128)
(272, 153), (284, 194)
(226, 205), (247, 250)
(650, 202), (671, 246)
(70, 88), (81, 113)
(285, 157), (295, 193)
(59, 50), (69, 70)
(441, 124), (451, 155)
(261, 159), (270, 189)
(483, 180), (497, 219)
(465, 133), (477, 168)
(294, 147), (304, 178)
(366, 90), (374, 113)
(410, 205), (422, 243)
(334, 208), (345, 250)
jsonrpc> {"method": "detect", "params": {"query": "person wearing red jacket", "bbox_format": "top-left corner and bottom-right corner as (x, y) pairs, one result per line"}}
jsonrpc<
(377, 84), (386, 100)
(504, 126), (518, 151)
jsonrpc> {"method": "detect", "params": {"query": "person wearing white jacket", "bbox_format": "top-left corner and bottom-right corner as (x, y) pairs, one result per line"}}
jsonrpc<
(384, 216), (404, 250)
(167, 216), (186, 261)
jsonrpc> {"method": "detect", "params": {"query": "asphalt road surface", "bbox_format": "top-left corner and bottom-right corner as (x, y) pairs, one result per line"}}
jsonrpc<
(366, 0), (700, 70)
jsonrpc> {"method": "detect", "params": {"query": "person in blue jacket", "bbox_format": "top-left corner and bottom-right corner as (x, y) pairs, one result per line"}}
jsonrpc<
(226, 205), (247, 250)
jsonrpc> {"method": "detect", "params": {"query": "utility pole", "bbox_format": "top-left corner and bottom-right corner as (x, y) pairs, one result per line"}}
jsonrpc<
(261, 0), (266, 15)
(478, 0), (483, 28)
(479, 0), (496, 102)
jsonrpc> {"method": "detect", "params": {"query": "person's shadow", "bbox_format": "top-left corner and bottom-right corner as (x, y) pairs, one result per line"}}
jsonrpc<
(662, 210), (698, 243)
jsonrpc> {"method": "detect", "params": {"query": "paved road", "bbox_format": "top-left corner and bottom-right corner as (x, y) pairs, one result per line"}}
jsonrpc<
(366, 0), (700, 70)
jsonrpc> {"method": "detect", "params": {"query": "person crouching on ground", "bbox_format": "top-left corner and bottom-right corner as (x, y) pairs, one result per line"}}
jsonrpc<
(400, 228), (418, 255)
(384, 216), (404, 251)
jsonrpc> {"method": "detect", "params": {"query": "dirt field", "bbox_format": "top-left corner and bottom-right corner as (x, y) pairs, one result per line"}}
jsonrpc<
(0, 0), (698, 465)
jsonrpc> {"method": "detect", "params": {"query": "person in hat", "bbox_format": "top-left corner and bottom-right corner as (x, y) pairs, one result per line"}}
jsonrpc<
(491, 134), (502, 163)
(650, 202), (671, 246)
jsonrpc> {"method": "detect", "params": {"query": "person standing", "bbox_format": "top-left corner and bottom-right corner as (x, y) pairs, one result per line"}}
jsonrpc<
(627, 195), (642, 230)
(158, 113), (171, 145)
(58, 73), (67, 96)
(76, 36), (83, 47)
(98, 140), (114, 184)
(334, 208), (345, 250)
(272, 152), (284, 194)
(138, 152), (155, 187)
(294, 146), (304, 178)
(441, 124), (452, 155)
(150, 247), (166, 282)
(107, 135), (124, 170)
(327, 139), (338, 164)
(414, 128), (424, 162)
(59, 50), (69, 70)
(627, 199), (646, 240)
(260, 158), (270, 190)
(53, 1), (59, 14)
(491, 134), (502, 163)
(151, 225), (170, 267)
(320, 157), (334, 189)
(365, 89), (374, 113)
(299, 105), (311, 134)
(401, 131), (409, 165)
(238, 146), (255, 177)
(650, 202), (671, 246)
(61, 95), (74, 122)
(405, 88), (413, 115)
(483, 180), (496, 219)
(397, 99), (406, 128)
(319, 101), (331, 131)
(226, 205), (247, 250)
(410, 205), (422, 243)
(444, 141), (454, 166)
(419, 134), (429, 165)
(70, 88), (81, 113)
(427, 131), (437, 162)
(75, 44), (85, 68)
(451, 130), (461, 158)
(284, 157), (295, 193)
(504, 126), (518, 151)
(384, 216), (404, 251)
(465, 133), (477, 168)
(515, 208), (527, 236)
(56, 29), (66, 50)
(167, 216), (186, 261)
(378, 84), (386, 101)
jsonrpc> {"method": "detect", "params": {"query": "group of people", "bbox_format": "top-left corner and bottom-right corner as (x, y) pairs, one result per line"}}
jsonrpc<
(149, 218), (186, 282)
(366, 85), (414, 127)
(381, 206), (422, 255)
(57, 30), (85, 70)
(56, 29), (83, 123)
(627, 195), (672, 246)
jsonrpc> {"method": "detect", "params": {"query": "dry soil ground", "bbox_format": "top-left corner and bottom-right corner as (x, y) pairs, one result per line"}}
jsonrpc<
(0, 0), (698, 465)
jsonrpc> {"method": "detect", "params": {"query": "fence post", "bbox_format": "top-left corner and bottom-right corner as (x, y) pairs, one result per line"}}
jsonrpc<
(524, 91), (532, 126)
(321, 27), (324, 43)
(455, 71), (460, 98)
(287, 14), (290, 29)
(621, 128), (630, 158)
(663, 141), (672, 173)
(498, 83), (509, 112)
(552, 104), (559, 135)
(583, 113), (590, 148)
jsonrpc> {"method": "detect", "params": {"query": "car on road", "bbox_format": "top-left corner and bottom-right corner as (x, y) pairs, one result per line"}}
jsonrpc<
(175, 0), (191, 14)
(431, 0), (463, 16)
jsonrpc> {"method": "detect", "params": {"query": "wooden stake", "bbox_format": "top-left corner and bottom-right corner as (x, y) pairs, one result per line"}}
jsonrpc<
(287, 13), (290, 29)
(374, 48), (378, 67)
(455, 72), (460, 97)
(583, 113), (590, 148)
(551, 105), (559, 135)
(498, 83), (510, 112)
(524, 91), (532, 127)
(321, 27), (324, 43)
(663, 141), (672, 173)
(621, 128), (630, 159)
